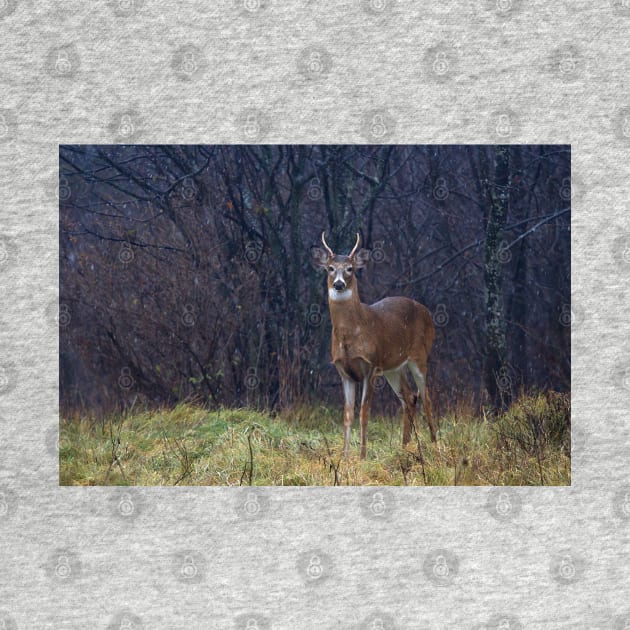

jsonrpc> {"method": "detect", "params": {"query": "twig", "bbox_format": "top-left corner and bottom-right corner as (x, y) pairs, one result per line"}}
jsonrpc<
(162, 432), (193, 485)
(104, 421), (127, 483)
(247, 431), (254, 486)
(322, 435), (341, 486)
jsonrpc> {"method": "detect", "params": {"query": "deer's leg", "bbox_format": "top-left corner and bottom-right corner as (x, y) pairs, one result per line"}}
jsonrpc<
(341, 377), (356, 457)
(409, 360), (437, 442)
(384, 368), (415, 447)
(400, 376), (417, 446)
(359, 370), (375, 460)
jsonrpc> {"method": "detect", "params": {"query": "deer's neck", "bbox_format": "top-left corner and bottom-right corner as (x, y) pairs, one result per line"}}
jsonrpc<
(328, 286), (369, 327)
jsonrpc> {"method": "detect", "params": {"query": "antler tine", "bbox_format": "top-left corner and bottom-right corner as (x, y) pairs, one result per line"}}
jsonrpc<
(321, 231), (334, 258)
(348, 232), (361, 258)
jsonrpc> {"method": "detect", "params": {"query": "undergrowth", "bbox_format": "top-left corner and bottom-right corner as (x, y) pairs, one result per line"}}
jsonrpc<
(59, 391), (570, 486)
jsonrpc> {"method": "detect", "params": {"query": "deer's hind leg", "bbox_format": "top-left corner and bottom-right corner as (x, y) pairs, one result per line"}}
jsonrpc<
(359, 367), (375, 460)
(384, 368), (417, 448)
(408, 360), (437, 442)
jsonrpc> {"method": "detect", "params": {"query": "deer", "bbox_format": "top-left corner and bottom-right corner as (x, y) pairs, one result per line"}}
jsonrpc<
(312, 232), (437, 459)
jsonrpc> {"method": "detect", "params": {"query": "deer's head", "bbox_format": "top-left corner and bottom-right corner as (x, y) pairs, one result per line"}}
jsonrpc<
(312, 232), (370, 302)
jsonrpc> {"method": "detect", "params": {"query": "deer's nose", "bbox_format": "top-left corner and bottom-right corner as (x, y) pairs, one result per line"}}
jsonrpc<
(333, 280), (346, 291)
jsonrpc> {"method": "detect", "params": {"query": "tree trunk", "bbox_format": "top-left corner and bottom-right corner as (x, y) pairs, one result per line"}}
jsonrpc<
(484, 146), (510, 408)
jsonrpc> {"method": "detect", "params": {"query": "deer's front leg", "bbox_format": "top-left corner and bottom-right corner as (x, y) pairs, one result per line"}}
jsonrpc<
(359, 371), (375, 460)
(342, 377), (356, 457)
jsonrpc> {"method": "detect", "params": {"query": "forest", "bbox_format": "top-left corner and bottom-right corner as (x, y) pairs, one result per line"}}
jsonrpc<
(58, 145), (571, 485)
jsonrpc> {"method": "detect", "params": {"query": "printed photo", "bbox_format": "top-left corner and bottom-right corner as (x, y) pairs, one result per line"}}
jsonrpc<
(59, 145), (571, 485)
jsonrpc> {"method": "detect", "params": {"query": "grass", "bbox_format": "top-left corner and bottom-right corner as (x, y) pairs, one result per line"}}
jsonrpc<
(59, 391), (571, 486)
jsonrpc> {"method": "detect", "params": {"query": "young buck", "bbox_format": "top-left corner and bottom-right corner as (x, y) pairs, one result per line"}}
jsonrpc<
(312, 232), (437, 459)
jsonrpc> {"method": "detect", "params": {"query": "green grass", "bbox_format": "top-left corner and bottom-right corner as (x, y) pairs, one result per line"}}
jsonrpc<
(59, 392), (571, 486)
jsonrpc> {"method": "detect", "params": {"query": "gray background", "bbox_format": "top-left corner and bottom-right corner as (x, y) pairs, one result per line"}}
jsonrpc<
(0, 0), (629, 628)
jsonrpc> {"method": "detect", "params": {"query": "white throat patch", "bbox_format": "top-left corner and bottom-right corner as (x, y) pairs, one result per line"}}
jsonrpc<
(329, 287), (353, 302)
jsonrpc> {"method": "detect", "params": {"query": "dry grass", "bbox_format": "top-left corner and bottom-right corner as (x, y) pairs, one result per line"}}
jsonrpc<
(59, 392), (570, 486)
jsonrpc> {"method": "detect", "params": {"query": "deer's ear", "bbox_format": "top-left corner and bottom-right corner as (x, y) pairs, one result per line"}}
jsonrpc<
(310, 246), (329, 269)
(353, 248), (371, 269)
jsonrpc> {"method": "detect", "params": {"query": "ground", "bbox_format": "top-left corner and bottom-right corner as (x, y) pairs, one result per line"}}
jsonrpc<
(60, 392), (570, 486)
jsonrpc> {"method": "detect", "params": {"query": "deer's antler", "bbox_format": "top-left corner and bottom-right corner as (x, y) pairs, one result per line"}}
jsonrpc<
(321, 232), (334, 258)
(348, 233), (361, 258)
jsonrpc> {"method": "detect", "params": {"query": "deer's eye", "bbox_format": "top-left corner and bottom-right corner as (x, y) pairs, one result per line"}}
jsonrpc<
(328, 266), (335, 273)
(346, 266), (353, 273)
